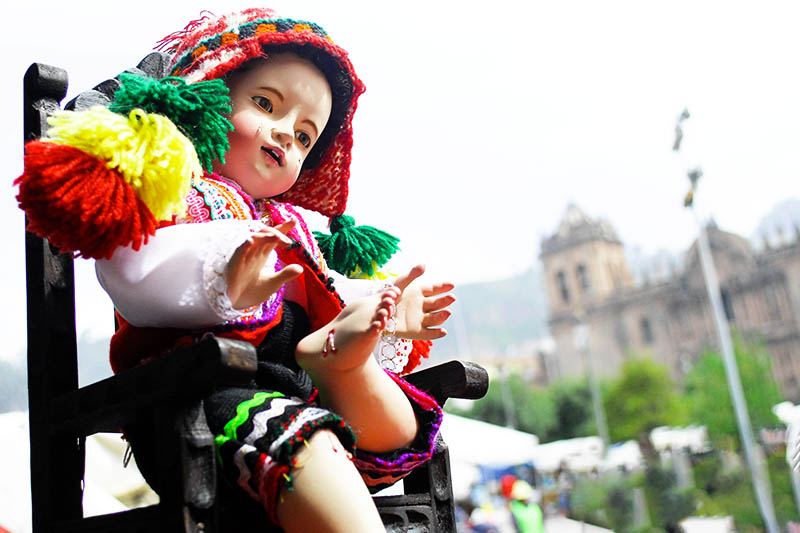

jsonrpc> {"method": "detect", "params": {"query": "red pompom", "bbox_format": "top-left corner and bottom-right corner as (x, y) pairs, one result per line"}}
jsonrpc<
(15, 141), (157, 259)
(401, 339), (432, 375)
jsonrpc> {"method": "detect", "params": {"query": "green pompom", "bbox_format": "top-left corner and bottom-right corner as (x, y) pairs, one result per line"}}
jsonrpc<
(110, 73), (233, 172)
(314, 215), (401, 277)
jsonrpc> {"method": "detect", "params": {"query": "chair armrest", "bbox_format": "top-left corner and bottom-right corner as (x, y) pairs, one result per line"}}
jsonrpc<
(403, 359), (488, 406)
(45, 334), (257, 436)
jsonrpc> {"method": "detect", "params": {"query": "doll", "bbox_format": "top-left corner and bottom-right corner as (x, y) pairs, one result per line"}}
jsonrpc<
(16, 8), (454, 532)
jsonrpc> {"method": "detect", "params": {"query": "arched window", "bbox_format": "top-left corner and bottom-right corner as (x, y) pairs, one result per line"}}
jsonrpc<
(640, 317), (654, 344)
(576, 263), (590, 293)
(557, 270), (570, 303)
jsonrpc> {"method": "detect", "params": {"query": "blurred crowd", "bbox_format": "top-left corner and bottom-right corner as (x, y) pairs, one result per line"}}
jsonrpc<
(456, 464), (575, 533)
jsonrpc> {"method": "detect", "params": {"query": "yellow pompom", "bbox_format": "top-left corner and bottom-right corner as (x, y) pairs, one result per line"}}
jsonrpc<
(45, 107), (201, 220)
(347, 263), (392, 281)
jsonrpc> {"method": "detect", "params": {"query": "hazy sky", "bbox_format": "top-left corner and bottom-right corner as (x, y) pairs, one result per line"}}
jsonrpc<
(3, 0), (799, 360)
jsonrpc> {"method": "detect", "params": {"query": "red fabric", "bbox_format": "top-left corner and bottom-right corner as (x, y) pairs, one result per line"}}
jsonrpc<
(109, 313), (192, 374)
(15, 142), (157, 259)
(277, 245), (344, 332)
(216, 304), (283, 347)
(402, 340), (432, 375)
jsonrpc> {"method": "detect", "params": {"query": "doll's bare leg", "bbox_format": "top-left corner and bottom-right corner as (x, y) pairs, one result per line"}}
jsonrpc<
(296, 289), (418, 452)
(276, 430), (384, 533)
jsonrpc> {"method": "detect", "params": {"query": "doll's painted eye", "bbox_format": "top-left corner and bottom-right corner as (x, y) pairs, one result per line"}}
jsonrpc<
(252, 96), (273, 112)
(296, 131), (311, 148)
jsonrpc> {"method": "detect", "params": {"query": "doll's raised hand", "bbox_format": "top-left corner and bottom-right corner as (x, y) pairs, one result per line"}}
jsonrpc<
(224, 220), (303, 310)
(392, 264), (455, 340)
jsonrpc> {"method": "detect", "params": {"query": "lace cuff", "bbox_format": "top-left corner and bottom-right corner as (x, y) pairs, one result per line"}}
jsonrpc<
(202, 220), (275, 321)
(369, 281), (413, 373)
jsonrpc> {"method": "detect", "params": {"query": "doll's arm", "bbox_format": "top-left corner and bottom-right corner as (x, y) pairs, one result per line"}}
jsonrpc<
(96, 219), (285, 328)
(224, 220), (302, 309)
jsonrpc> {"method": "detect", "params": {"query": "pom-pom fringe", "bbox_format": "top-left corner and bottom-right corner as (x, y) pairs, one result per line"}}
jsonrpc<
(15, 142), (157, 259)
(45, 106), (200, 220)
(110, 73), (232, 172)
(402, 340), (432, 375)
(313, 215), (400, 277)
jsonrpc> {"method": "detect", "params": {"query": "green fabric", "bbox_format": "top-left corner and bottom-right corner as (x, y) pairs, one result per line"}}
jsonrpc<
(222, 391), (285, 440)
(110, 73), (233, 171)
(510, 500), (544, 533)
(313, 215), (400, 277)
(213, 391), (284, 464)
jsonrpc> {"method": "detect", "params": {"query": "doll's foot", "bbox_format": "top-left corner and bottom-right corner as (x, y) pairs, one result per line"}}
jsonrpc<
(296, 287), (400, 375)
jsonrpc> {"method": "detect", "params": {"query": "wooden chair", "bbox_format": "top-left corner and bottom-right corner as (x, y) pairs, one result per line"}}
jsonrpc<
(23, 57), (488, 532)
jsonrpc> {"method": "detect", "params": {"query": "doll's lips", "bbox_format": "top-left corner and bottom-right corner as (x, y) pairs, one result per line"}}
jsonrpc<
(261, 146), (284, 166)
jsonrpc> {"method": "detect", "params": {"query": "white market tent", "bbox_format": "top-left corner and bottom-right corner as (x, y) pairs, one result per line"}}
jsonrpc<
(440, 413), (649, 499)
(650, 425), (711, 454)
(529, 436), (604, 473)
(439, 413), (540, 500)
(680, 516), (735, 533)
(440, 413), (541, 466)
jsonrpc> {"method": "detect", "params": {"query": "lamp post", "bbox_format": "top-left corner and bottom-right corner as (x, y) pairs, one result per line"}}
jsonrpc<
(674, 109), (779, 533)
(499, 359), (518, 430)
(573, 319), (610, 450)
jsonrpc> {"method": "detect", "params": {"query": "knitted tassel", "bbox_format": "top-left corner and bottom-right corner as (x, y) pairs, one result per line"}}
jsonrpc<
(313, 215), (400, 277)
(45, 107), (200, 220)
(109, 73), (233, 171)
(402, 340), (432, 375)
(15, 142), (157, 259)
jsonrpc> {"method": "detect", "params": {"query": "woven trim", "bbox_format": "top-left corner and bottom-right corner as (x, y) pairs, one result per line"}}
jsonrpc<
(171, 18), (331, 77)
(222, 391), (285, 440)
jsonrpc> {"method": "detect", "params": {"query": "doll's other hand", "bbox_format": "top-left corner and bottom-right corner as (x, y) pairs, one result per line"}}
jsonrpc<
(225, 220), (303, 310)
(392, 264), (455, 340)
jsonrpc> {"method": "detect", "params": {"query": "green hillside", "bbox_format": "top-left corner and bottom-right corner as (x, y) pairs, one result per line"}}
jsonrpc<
(430, 267), (550, 360)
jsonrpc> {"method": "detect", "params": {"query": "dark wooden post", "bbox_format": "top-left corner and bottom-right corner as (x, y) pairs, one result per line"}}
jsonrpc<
(23, 63), (84, 532)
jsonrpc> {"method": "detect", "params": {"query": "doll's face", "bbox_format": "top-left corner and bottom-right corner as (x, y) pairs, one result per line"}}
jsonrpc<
(213, 53), (333, 199)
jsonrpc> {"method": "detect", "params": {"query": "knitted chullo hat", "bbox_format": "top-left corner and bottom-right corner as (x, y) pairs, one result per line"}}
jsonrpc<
(157, 7), (365, 218)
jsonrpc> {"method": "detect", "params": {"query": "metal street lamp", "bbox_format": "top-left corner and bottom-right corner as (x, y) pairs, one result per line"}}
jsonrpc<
(572, 318), (610, 450)
(673, 108), (779, 533)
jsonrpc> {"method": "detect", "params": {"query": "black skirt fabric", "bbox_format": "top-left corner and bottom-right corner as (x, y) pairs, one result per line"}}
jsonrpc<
(124, 300), (356, 526)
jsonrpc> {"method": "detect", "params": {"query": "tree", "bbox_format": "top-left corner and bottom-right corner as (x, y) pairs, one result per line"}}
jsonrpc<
(684, 336), (783, 449)
(454, 373), (600, 442)
(545, 379), (595, 442)
(643, 465), (695, 531)
(603, 357), (686, 445)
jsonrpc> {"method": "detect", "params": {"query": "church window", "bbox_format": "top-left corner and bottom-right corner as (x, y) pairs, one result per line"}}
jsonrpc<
(608, 262), (621, 288)
(765, 284), (781, 322)
(640, 317), (654, 344)
(557, 270), (570, 303)
(576, 263), (590, 293)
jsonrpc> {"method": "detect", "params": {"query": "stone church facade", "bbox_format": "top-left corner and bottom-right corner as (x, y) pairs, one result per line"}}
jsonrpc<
(540, 205), (800, 402)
